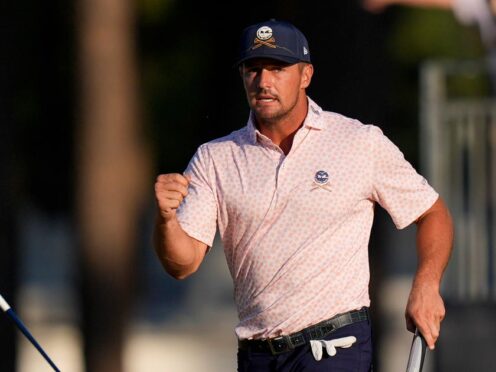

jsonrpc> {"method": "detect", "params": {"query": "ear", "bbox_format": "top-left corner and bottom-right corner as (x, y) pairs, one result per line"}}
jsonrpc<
(239, 64), (244, 78)
(300, 63), (314, 89)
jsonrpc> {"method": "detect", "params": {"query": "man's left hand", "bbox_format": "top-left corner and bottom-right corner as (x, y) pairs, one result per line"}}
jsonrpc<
(405, 281), (446, 350)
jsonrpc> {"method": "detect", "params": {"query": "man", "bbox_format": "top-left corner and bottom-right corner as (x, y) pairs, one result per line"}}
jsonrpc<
(154, 19), (453, 371)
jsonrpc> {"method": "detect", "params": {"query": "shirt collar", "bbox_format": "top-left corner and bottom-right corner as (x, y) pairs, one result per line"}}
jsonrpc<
(246, 96), (324, 145)
(303, 97), (324, 130)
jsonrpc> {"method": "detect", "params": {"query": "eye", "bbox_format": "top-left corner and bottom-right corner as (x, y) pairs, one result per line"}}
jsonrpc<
(244, 67), (258, 75)
(244, 65), (262, 75)
(267, 65), (283, 72)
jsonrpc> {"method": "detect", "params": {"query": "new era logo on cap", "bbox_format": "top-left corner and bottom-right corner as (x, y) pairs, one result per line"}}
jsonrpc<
(236, 19), (311, 66)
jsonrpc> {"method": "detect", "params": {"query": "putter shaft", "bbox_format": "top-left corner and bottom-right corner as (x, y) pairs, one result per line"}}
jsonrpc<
(1, 294), (60, 372)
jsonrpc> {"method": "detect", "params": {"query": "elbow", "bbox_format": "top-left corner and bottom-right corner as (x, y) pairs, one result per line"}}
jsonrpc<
(165, 265), (198, 280)
(168, 271), (191, 281)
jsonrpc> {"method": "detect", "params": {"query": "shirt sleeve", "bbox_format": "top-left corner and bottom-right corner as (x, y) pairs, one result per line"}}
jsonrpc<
(176, 144), (218, 247)
(368, 126), (439, 230)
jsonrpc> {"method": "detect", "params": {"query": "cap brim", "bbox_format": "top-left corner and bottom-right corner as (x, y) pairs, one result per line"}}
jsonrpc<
(235, 53), (303, 67)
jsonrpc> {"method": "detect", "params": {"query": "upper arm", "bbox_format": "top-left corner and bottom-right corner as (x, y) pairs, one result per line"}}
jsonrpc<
(188, 236), (210, 274)
(415, 196), (452, 226)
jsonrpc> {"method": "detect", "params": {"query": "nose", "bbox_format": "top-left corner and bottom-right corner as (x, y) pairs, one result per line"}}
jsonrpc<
(257, 68), (271, 89)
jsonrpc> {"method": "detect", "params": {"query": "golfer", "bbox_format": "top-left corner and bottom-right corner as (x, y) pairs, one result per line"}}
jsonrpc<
(154, 19), (453, 371)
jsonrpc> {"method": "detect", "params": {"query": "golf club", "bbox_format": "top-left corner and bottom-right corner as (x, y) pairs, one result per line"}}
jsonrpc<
(0, 293), (61, 371)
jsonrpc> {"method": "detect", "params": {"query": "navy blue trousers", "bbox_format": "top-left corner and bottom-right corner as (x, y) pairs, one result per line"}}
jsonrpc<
(237, 320), (372, 372)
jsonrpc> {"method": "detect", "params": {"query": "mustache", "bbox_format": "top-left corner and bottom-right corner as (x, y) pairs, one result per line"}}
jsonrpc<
(254, 89), (278, 99)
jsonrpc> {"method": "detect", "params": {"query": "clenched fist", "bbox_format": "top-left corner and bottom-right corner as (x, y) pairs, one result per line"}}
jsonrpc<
(155, 173), (190, 221)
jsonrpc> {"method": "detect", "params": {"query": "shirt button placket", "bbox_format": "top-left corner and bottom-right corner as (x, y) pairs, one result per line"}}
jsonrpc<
(275, 155), (290, 202)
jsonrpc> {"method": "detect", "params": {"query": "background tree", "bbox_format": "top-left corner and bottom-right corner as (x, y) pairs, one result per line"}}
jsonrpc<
(76, 0), (151, 370)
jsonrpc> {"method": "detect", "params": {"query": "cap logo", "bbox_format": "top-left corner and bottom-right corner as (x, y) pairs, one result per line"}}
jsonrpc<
(256, 26), (273, 40)
(253, 26), (276, 50)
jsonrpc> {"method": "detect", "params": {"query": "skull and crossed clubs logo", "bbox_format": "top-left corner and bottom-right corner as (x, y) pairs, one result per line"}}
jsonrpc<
(252, 26), (276, 49)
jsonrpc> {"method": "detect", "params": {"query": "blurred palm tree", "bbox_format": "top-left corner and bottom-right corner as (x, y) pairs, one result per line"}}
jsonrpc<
(76, 0), (151, 370)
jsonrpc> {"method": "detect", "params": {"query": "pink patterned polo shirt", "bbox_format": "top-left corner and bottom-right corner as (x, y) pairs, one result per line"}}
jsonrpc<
(177, 97), (438, 340)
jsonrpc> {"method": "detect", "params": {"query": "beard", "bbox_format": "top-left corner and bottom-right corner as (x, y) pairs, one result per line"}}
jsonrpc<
(251, 91), (300, 125)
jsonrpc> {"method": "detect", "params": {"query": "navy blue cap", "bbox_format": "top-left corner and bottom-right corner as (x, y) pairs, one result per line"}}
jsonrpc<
(236, 19), (311, 66)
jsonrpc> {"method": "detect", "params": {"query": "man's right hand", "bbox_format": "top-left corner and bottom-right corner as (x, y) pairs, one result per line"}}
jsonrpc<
(154, 173), (190, 221)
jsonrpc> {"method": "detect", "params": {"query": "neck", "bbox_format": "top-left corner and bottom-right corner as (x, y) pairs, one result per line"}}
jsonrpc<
(256, 96), (308, 155)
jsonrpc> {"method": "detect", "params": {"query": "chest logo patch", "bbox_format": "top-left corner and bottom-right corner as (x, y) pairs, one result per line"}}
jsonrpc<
(312, 170), (331, 191)
(314, 170), (329, 184)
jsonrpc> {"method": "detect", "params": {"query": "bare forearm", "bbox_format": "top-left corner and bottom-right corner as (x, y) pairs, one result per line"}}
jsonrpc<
(406, 197), (454, 349)
(154, 173), (208, 279)
(153, 215), (205, 279)
(414, 200), (454, 288)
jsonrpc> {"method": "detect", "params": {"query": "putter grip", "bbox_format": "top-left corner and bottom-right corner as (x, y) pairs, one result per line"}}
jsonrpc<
(406, 330), (427, 372)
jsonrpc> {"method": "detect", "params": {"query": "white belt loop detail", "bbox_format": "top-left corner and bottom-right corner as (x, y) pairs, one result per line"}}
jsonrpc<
(310, 336), (357, 361)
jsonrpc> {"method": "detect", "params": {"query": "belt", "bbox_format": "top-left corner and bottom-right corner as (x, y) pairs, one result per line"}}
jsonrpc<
(238, 308), (369, 356)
